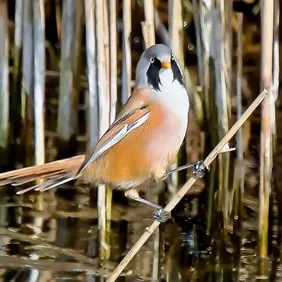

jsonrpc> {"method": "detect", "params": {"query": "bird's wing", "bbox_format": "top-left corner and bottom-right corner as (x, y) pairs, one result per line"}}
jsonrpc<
(76, 88), (151, 176)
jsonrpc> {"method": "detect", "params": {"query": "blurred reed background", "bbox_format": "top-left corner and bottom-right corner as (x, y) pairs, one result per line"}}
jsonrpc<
(0, 0), (281, 281)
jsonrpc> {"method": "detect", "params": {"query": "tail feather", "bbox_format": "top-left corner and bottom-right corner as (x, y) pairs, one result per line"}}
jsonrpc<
(0, 155), (85, 194)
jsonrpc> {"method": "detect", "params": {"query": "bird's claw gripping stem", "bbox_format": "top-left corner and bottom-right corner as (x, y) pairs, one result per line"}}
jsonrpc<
(192, 161), (210, 178)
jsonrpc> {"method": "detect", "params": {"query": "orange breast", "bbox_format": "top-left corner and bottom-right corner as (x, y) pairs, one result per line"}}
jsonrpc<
(82, 101), (184, 189)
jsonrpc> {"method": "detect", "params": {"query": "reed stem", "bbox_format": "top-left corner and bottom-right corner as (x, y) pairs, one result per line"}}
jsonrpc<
(11, 0), (24, 151)
(121, 0), (131, 105)
(258, 0), (274, 261)
(95, 0), (110, 260)
(0, 0), (9, 166)
(33, 0), (45, 166)
(84, 0), (99, 149)
(58, 0), (76, 144)
(22, 0), (34, 166)
(167, 0), (185, 194)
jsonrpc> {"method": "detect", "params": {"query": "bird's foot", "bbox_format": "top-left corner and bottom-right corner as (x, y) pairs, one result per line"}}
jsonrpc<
(192, 161), (210, 178)
(152, 208), (171, 223)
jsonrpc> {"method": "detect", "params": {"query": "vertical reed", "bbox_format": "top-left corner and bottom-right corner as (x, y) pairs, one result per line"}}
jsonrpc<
(22, 0), (34, 166)
(167, 0), (185, 195)
(106, 0), (118, 260)
(233, 13), (244, 224)
(33, 0), (45, 166)
(109, 0), (117, 123)
(121, 0), (131, 104)
(0, 0), (9, 166)
(154, 9), (168, 45)
(142, 0), (155, 47)
(11, 0), (24, 150)
(84, 0), (99, 149)
(103, 0), (112, 261)
(215, 0), (232, 230)
(95, 0), (110, 260)
(72, 0), (83, 105)
(193, 0), (219, 235)
(272, 0), (279, 145)
(258, 0), (274, 261)
(58, 0), (76, 149)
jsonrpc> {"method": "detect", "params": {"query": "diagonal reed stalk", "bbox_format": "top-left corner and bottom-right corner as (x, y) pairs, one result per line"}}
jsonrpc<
(33, 0), (45, 166)
(106, 89), (269, 282)
(0, 0), (9, 167)
(258, 0), (274, 265)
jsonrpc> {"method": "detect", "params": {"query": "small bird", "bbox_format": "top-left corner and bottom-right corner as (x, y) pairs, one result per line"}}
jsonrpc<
(0, 44), (190, 222)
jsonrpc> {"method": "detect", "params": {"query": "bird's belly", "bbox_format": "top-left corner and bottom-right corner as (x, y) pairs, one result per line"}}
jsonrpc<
(144, 111), (188, 168)
(84, 105), (188, 189)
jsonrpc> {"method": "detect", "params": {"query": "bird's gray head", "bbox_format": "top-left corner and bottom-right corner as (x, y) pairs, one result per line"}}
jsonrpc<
(135, 44), (184, 91)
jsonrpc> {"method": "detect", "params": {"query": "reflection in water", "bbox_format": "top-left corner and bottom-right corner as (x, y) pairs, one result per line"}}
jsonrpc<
(0, 185), (279, 282)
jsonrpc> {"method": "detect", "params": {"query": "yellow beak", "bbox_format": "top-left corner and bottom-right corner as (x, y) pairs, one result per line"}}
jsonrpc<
(161, 61), (171, 69)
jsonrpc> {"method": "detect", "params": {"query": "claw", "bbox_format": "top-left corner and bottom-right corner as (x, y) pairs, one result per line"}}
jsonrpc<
(152, 209), (171, 222)
(192, 161), (210, 178)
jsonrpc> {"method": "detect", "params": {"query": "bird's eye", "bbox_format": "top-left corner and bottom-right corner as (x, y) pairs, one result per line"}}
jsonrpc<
(171, 55), (175, 61)
(150, 57), (155, 64)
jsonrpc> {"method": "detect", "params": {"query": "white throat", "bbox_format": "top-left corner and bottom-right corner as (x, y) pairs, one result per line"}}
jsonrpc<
(151, 69), (189, 122)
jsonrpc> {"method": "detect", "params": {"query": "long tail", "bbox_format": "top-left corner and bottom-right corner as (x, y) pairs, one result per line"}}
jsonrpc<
(0, 155), (85, 194)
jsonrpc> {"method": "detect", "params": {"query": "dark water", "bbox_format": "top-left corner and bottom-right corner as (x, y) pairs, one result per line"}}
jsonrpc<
(0, 181), (280, 282)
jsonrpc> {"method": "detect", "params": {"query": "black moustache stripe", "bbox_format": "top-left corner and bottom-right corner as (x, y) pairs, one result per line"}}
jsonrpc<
(146, 59), (162, 91)
(146, 58), (184, 91)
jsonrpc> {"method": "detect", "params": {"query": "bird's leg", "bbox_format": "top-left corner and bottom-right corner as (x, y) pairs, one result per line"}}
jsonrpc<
(124, 189), (170, 222)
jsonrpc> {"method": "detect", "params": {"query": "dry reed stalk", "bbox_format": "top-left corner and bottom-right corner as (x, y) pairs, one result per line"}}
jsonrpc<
(11, 0), (24, 148)
(192, 0), (203, 87)
(143, 0), (155, 47)
(72, 0), (83, 108)
(95, 0), (110, 260)
(106, 89), (269, 282)
(0, 0), (9, 165)
(109, 0), (117, 123)
(272, 0), (279, 147)
(167, 0), (185, 195)
(212, 0), (232, 229)
(58, 0), (76, 143)
(84, 0), (99, 149)
(258, 0), (274, 260)
(33, 0), (45, 166)
(233, 13), (244, 226)
(141, 11), (161, 276)
(194, 0), (217, 234)
(22, 0), (34, 166)
(103, 0), (113, 261)
(55, 0), (62, 41)
(121, 0), (131, 104)
(154, 9), (168, 45)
